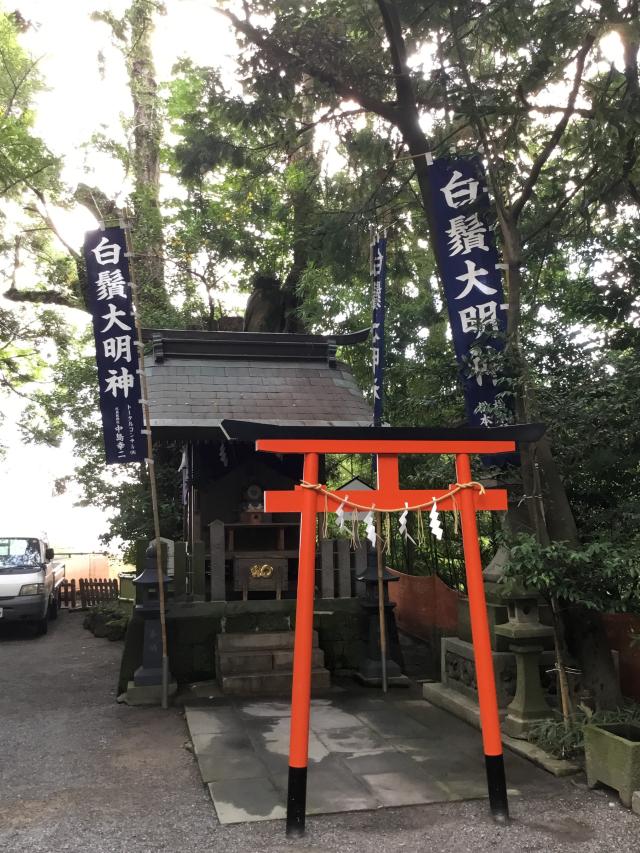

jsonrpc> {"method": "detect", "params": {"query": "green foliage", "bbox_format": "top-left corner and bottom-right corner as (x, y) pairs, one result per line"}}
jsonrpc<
(502, 534), (640, 613)
(0, 12), (60, 201)
(528, 705), (640, 760)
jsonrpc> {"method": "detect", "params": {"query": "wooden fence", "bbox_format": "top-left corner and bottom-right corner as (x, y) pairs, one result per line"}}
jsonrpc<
(57, 578), (119, 609)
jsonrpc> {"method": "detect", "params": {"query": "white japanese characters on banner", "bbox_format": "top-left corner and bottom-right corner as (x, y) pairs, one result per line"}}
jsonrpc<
(427, 156), (512, 429)
(83, 227), (146, 464)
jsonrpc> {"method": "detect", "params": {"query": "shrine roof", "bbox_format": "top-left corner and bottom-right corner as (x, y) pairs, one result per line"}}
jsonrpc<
(142, 328), (372, 438)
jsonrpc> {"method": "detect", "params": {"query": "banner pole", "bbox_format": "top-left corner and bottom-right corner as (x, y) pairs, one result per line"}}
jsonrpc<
(122, 219), (169, 710)
(371, 231), (388, 691)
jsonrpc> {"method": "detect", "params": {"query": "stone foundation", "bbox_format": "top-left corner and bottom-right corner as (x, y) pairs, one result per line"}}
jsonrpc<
(441, 636), (556, 709)
(118, 597), (367, 695)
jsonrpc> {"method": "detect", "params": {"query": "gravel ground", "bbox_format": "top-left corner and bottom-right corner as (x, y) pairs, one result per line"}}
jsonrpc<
(1, 610), (639, 852)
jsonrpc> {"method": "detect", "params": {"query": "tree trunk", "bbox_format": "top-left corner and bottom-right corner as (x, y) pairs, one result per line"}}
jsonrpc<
(565, 606), (623, 710)
(282, 76), (317, 333)
(125, 0), (173, 326)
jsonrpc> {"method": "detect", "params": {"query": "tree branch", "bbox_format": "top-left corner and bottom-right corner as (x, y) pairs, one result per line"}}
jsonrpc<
(3, 287), (82, 310)
(523, 163), (599, 245)
(218, 7), (400, 124)
(511, 36), (595, 222)
(25, 186), (82, 262)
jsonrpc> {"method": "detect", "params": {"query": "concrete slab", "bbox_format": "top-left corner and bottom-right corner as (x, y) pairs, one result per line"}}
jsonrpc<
(315, 725), (389, 754)
(191, 731), (255, 755)
(388, 737), (451, 763)
(342, 748), (423, 777)
(361, 771), (445, 807)
(307, 699), (364, 731)
(249, 727), (330, 772)
(273, 760), (379, 815)
(208, 777), (285, 824)
(184, 706), (243, 735)
(354, 707), (433, 740)
(185, 685), (566, 825)
(197, 749), (269, 783)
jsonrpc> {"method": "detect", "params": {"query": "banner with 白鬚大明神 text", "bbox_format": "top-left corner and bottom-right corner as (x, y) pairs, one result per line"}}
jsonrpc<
(427, 155), (513, 430)
(83, 226), (147, 465)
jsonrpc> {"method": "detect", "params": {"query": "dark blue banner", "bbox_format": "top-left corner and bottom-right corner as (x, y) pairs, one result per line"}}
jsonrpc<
(371, 235), (387, 426)
(83, 227), (147, 465)
(427, 156), (512, 429)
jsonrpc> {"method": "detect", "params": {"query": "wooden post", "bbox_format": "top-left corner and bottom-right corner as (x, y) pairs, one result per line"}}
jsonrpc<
(135, 539), (147, 574)
(209, 520), (226, 601)
(354, 542), (366, 597)
(124, 221), (169, 709)
(287, 452), (319, 838)
(336, 538), (352, 598)
(455, 452), (509, 822)
(174, 542), (187, 599)
(320, 538), (334, 599)
(192, 540), (206, 600)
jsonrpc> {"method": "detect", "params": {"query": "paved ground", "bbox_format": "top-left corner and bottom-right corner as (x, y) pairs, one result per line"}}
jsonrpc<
(186, 695), (559, 823)
(1, 611), (640, 852)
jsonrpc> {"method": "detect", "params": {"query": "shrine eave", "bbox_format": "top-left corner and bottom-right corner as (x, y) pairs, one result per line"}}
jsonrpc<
(141, 327), (370, 364)
(221, 419), (546, 454)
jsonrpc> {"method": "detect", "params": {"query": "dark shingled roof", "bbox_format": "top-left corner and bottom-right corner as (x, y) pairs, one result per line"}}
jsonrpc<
(143, 329), (372, 437)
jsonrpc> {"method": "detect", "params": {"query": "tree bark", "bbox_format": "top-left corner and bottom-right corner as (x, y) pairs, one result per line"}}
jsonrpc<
(124, 0), (172, 325)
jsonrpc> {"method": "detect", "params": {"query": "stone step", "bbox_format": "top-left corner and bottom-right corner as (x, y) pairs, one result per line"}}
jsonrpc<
(220, 668), (331, 697)
(216, 647), (325, 676)
(272, 648), (325, 671)
(215, 630), (318, 653)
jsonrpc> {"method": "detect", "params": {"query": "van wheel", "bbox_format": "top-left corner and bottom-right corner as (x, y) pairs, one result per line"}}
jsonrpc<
(35, 616), (48, 636)
(48, 596), (58, 621)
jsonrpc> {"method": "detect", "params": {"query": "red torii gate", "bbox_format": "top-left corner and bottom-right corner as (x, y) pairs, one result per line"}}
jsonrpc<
(222, 420), (544, 837)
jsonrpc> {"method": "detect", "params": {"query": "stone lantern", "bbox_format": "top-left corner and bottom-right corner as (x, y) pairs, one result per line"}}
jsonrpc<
(132, 542), (171, 689)
(355, 548), (408, 686)
(494, 591), (554, 738)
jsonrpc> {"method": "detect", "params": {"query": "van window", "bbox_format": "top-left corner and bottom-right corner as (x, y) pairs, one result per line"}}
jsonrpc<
(0, 538), (42, 569)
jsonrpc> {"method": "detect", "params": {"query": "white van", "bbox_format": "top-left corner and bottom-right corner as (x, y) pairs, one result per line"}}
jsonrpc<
(0, 537), (65, 635)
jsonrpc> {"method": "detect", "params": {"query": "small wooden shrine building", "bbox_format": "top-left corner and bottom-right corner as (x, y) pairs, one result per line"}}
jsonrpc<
(141, 328), (371, 602)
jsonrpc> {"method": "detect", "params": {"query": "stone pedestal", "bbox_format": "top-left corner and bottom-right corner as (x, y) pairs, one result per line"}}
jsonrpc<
(132, 543), (173, 690)
(494, 597), (555, 739)
(501, 644), (554, 738)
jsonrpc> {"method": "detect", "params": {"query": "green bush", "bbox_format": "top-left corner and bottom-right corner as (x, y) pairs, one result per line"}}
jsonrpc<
(528, 705), (640, 760)
(83, 600), (132, 641)
(501, 534), (640, 614)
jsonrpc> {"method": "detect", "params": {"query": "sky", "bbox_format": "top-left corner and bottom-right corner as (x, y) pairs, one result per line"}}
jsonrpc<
(1, 0), (240, 551)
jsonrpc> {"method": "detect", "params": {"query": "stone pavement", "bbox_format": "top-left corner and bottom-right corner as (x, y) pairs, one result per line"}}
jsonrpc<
(185, 688), (560, 824)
